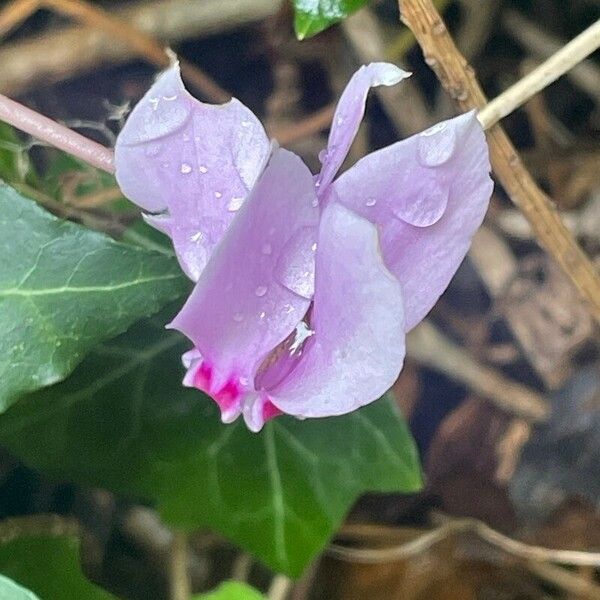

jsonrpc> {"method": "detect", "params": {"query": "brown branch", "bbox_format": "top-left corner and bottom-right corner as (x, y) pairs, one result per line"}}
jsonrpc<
(407, 321), (549, 422)
(41, 0), (229, 103)
(0, 0), (280, 99)
(0, 0), (39, 37)
(399, 0), (600, 324)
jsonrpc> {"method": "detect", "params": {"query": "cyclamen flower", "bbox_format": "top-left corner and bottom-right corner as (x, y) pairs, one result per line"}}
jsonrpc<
(114, 62), (493, 432)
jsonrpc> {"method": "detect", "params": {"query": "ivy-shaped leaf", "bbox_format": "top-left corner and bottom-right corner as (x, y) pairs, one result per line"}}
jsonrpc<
(0, 185), (188, 410)
(0, 311), (423, 576)
(293, 0), (369, 39)
(0, 519), (116, 600)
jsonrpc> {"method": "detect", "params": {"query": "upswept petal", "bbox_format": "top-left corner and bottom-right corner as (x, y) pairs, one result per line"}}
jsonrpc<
(169, 148), (319, 416)
(268, 203), (405, 418)
(331, 111), (493, 331)
(114, 64), (271, 280)
(316, 62), (411, 193)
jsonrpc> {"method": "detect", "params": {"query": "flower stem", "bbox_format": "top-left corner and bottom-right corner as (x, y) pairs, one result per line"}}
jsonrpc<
(0, 92), (114, 173)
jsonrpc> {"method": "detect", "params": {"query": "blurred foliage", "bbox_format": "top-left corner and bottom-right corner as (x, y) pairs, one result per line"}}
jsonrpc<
(293, 0), (370, 38)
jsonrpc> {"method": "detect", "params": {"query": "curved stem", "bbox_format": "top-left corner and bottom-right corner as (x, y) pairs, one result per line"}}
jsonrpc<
(0, 93), (114, 173)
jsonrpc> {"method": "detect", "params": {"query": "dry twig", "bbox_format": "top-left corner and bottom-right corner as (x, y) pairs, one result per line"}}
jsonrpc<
(400, 0), (600, 324)
(332, 519), (600, 567)
(0, 0), (281, 96)
(478, 18), (600, 129)
(504, 9), (600, 104)
(407, 321), (549, 421)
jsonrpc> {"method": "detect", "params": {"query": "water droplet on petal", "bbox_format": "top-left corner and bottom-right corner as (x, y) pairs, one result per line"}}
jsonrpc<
(261, 243), (272, 255)
(199, 165), (208, 173)
(190, 231), (204, 243)
(255, 285), (267, 297)
(227, 196), (243, 212)
(311, 198), (319, 208)
(336, 115), (345, 126)
(233, 313), (244, 322)
(311, 243), (317, 252)
(182, 133), (190, 142)
(366, 197), (377, 207)
(163, 94), (177, 101)
(241, 120), (252, 127)
(417, 121), (456, 167)
(318, 149), (328, 164)
(180, 163), (192, 174)
(391, 179), (449, 227)
(149, 97), (160, 110)
(259, 311), (266, 319)
(214, 191), (223, 199)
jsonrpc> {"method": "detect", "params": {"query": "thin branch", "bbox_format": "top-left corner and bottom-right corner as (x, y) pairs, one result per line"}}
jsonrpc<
(0, 0), (280, 96)
(407, 321), (549, 422)
(0, 0), (39, 37)
(0, 92), (114, 172)
(478, 18), (600, 129)
(41, 0), (229, 103)
(504, 9), (600, 104)
(400, 0), (600, 324)
(331, 519), (600, 567)
(169, 531), (191, 600)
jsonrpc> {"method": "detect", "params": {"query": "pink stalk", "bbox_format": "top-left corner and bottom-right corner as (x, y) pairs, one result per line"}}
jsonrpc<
(0, 92), (115, 173)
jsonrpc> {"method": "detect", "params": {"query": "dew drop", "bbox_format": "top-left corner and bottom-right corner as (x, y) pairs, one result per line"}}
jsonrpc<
(259, 311), (266, 319)
(163, 94), (177, 101)
(214, 191), (223, 199)
(336, 115), (345, 126)
(180, 163), (192, 174)
(420, 121), (447, 137)
(182, 133), (190, 142)
(417, 121), (456, 167)
(149, 97), (160, 110)
(190, 231), (204, 243)
(199, 165), (208, 173)
(227, 196), (243, 212)
(311, 243), (317, 252)
(366, 197), (377, 207)
(261, 243), (272, 255)
(233, 313), (244, 322)
(241, 120), (252, 127)
(311, 198), (319, 208)
(255, 285), (267, 297)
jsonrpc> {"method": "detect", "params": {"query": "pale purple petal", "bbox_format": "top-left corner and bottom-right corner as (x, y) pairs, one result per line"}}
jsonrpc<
(169, 147), (319, 406)
(268, 203), (405, 418)
(114, 64), (271, 280)
(331, 111), (493, 331)
(316, 62), (410, 193)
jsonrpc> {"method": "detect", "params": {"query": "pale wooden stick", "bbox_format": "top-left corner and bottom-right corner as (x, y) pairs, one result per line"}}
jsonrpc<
(478, 18), (600, 129)
(0, 93), (114, 173)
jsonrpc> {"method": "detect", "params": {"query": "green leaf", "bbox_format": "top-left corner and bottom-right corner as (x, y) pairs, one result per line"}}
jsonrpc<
(0, 574), (40, 600)
(293, 0), (369, 39)
(0, 525), (116, 599)
(195, 581), (266, 600)
(0, 185), (188, 410)
(0, 312), (422, 577)
(0, 122), (37, 186)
